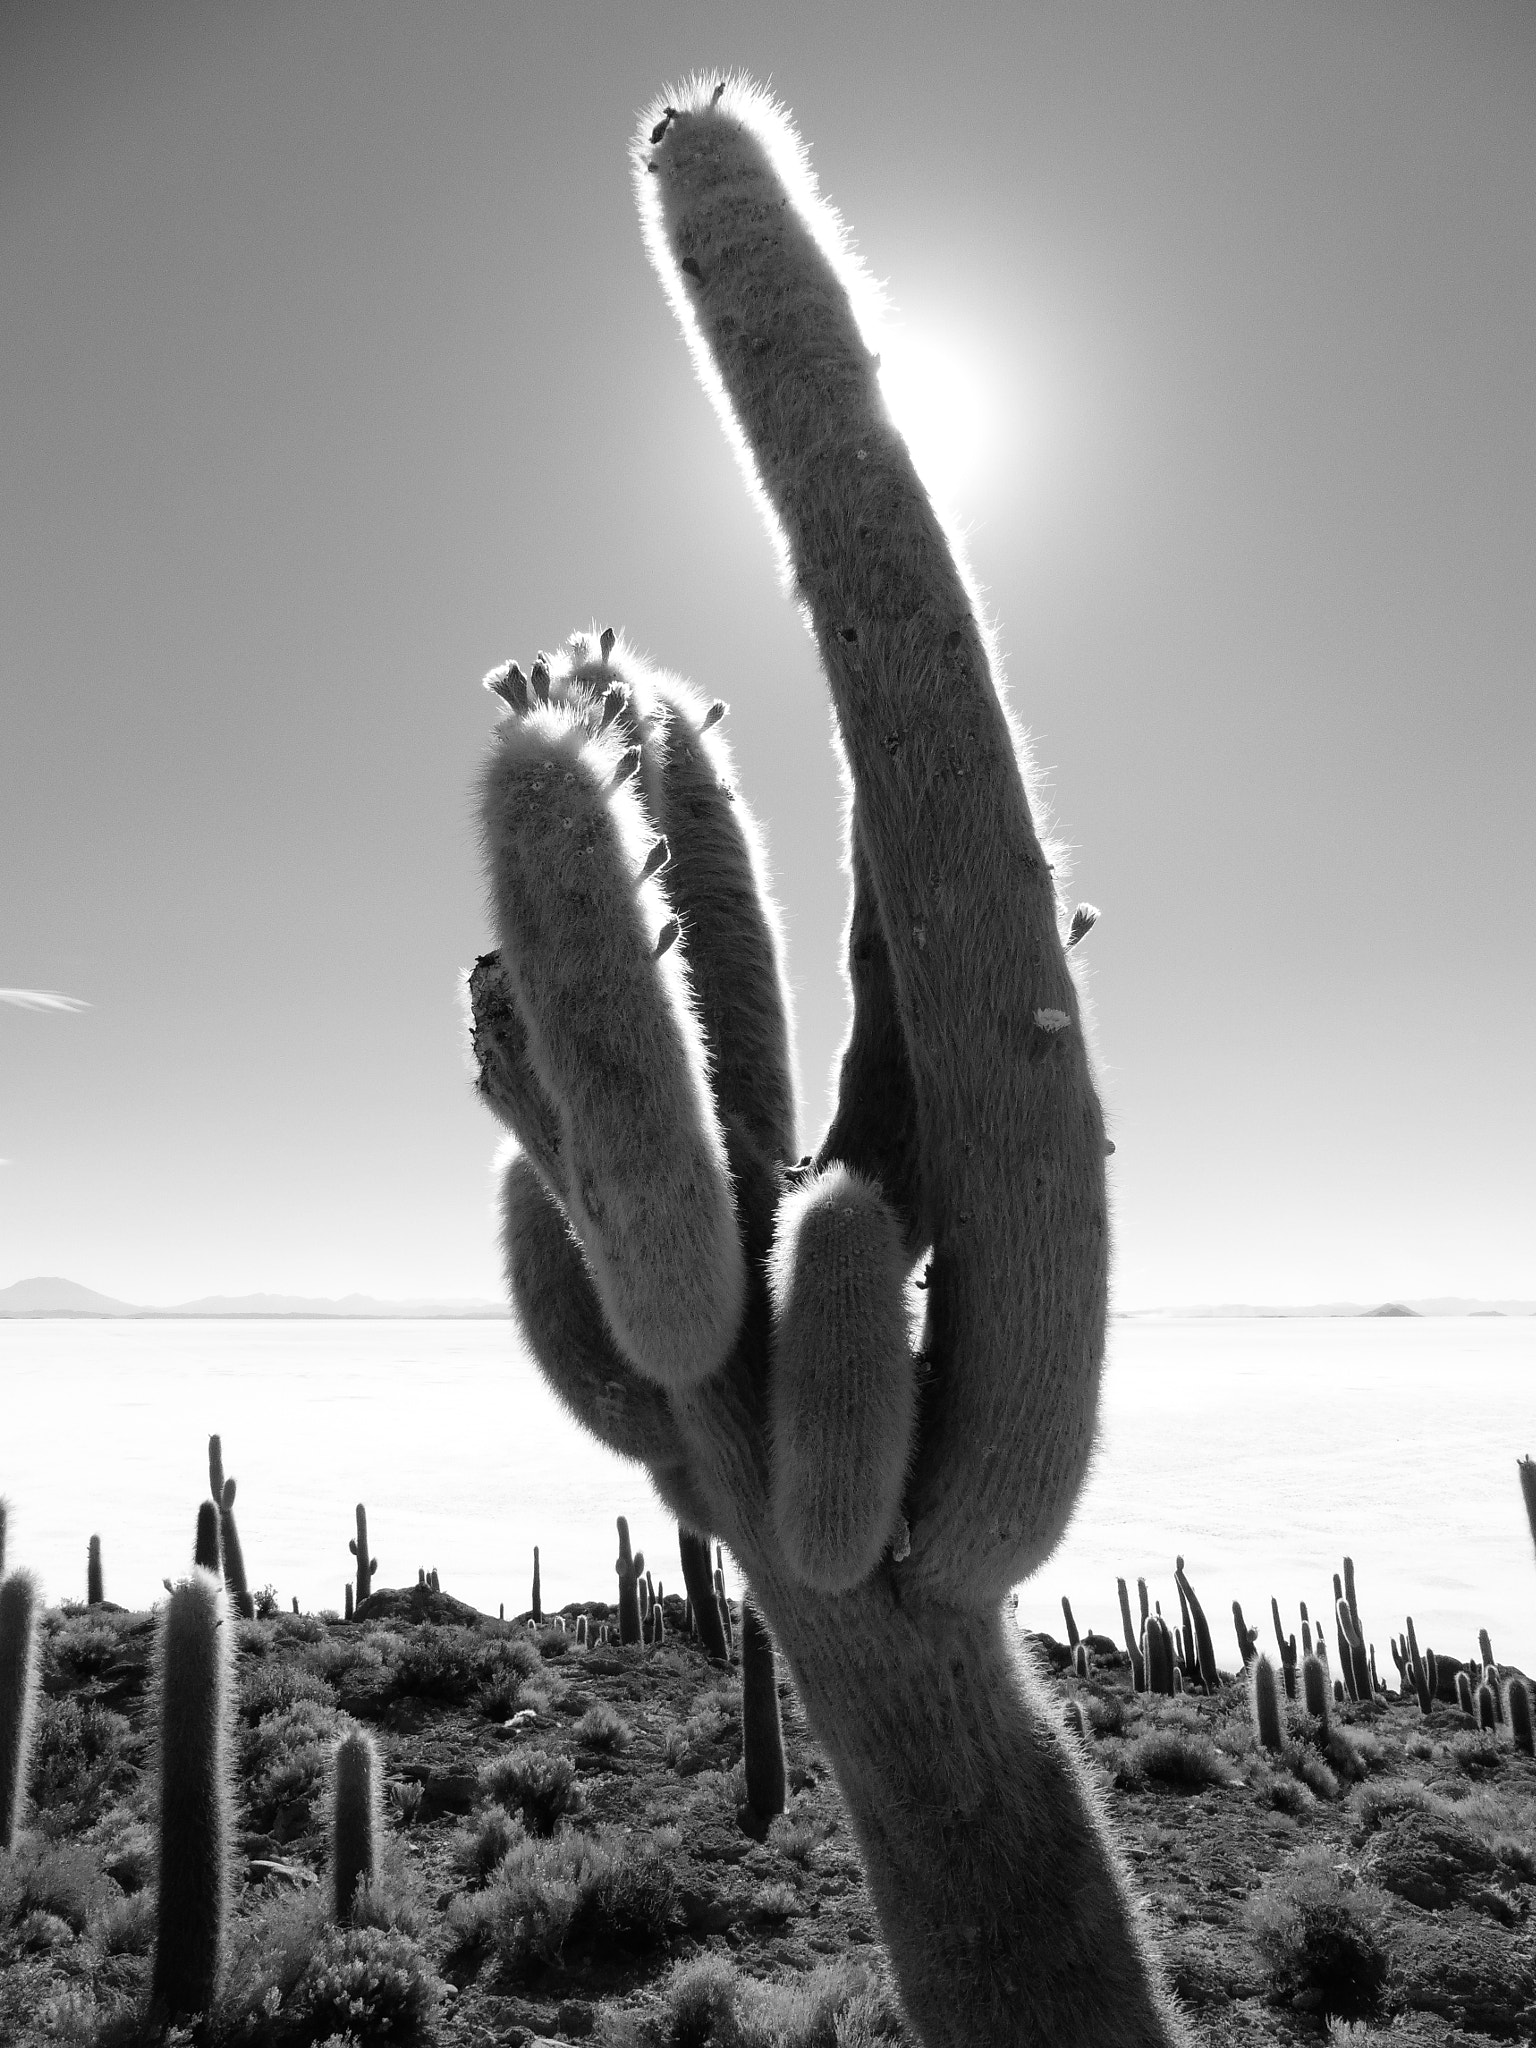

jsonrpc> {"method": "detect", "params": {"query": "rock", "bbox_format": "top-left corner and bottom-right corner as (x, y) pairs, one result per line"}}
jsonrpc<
(421, 1771), (479, 1819)
(353, 1582), (485, 1626)
(1365, 1810), (1497, 1909)
(1389, 1919), (1536, 2035)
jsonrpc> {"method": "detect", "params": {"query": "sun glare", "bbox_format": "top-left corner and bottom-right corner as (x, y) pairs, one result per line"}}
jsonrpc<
(876, 323), (1012, 514)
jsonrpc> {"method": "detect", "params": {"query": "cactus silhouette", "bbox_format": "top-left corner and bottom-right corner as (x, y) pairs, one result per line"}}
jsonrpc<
(740, 1600), (786, 1823)
(194, 1500), (222, 1573)
(350, 1503), (377, 1607)
(1173, 1558), (1219, 1692)
(1476, 1682), (1496, 1732)
(0, 1498), (7, 1580)
(0, 1569), (41, 1850)
(1118, 1578), (1147, 1689)
(615, 1517), (644, 1647)
(331, 1727), (381, 1922)
(1456, 1670), (1474, 1713)
(679, 1528), (727, 1661)
(531, 1545), (542, 1625)
(1231, 1600), (1259, 1667)
(1520, 1456), (1536, 1563)
(208, 1434), (224, 1501)
(469, 77), (1187, 2047)
(151, 1569), (232, 2019)
(87, 1533), (104, 1606)
(1509, 1677), (1534, 1757)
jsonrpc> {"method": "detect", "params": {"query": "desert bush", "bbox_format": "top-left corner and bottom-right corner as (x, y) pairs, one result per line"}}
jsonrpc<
(469, 1826), (678, 1979)
(1263, 1771), (1314, 1817)
(1280, 1740), (1340, 1802)
(0, 1839), (110, 1934)
(452, 1806), (524, 1886)
(300, 1633), (384, 1684)
(656, 1953), (905, 2048)
(1085, 1693), (1131, 1738)
(769, 1812), (828, 1866)
(270, 1611), (327, 1646)
(242, 1696), (342, 1832)
(1247, 1849), (1388, 2024)
(239, 1659), (335, 1726)
(91, 1889), (155, 1956)
(28, 1696), (130, 1811)
(292, 1923), (440, 2043)
(483, 1748), (578, 1836)
(477, 1670), (523, 1723)
(384, 1624), (483, 1703)
(388, 1779), (424, 1826)
(1356, 1780), (1429, 1833)
(44, 1618), (121, 1681)
(1112, 1729), (1236, 1791)
(1450, 1732), (1503, 1775)
(664, 1704), (731, 1776)
(576, 1701), (631, 1753)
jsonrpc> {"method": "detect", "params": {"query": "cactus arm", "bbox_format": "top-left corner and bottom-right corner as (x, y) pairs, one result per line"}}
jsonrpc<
(467, 950), (566, 1195)
(499, 1152), (696, 1483)
(641, 84), (1108, 1603)
(767, 1164), (915, 1591)
(816, 832), (924, 1249)
(478, 684), (745, 1388)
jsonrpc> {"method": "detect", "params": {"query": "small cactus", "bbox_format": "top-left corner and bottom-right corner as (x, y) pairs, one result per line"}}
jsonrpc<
(740, 1600), (786, 1823)
(0, 1570), (42, 1849)
(1476, 1682), (1496, 1733)
(1456, 1670), (1473, 1713)
(350, 1505), (377, 1608)
(344, 1583), (354, 1622)
(1251, 1652), (1283, 1754)
(616, 1516), (644, 1645)
(1073, 1642), (1089, 1681)
(1508, 1676), (1534, 1756)
(576, 1614), (588, 1648)
(532, 1545), (542, 1625)
(87, 1533), (104, 1606)
(331, 1727), (381, 1922)
(151, 1570), (232, 2020)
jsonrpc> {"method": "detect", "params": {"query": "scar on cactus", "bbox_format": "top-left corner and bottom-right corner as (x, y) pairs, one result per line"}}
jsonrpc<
(470, 75), (1187, 2048)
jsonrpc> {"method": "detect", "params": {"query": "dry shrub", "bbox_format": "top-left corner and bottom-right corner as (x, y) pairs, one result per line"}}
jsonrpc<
(483, 1747), (579, 1836)
(1247, 1848), (1388, 2025)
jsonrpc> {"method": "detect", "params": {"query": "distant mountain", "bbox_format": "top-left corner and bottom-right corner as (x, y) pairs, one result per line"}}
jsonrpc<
(0, 1277), (506, 1318)
(1364, 1302), (1418, 1317)
(0, 1276), (135, 1315)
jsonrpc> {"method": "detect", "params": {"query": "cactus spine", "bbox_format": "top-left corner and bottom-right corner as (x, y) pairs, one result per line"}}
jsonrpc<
(615, 1517), (644, 1646)
(1251, 1652), (1283, 1755)
(0, 1570), (41, 1849)
(331, 1727), (381, 1921)
(350, 1504), (377, 1608)
(740, 1600), (786, 1822)
(151, 1570), (232, 2019)
(87, 1533), (104, 1606)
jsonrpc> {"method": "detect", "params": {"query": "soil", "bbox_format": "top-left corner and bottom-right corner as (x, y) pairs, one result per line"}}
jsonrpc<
(3, 1590), (1533, 2046)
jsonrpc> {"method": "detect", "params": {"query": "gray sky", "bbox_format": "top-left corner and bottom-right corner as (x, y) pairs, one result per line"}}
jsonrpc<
(3, 1), (1533, 1307)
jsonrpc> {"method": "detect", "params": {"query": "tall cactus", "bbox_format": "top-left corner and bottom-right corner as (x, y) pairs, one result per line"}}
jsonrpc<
(1301, 1653), (1331, 1739)
(331, 1727), (381, 1922)
(150, 1569), (232, 2020)
(1118, 1578), (1147, 1689)
(468, 77), (1187, 2047)
(350, 1504), (377, 1608)
(740, 1599), (786, 1823)
(1173, 1557), (1219, 1693)
(1270, 1598), (1299, 1700)
(615, 1517), (644, 1647)
(1509, 1677), (1534, 1757)
(680, 1527), (728, 1661)
(87, 1533), (104, 1607)
(1519, 1455), (1536, 1564)
(1231, 1600), (1258, 1667)
(531, 1545), (542, 1625)
(0, 1570), (41, 1850)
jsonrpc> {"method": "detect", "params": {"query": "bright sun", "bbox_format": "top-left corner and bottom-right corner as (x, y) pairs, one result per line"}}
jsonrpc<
(875, 324), (1010, 514)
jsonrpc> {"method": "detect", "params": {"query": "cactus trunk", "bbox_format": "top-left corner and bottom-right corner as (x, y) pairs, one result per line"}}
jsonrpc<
(87, 1534), (104, 1607)
(151, 1570), (231, 2019)
(0, 1571), (41, 1850)
(774, 1589), (1184, 2046)
(331, 1728), (381, 1921)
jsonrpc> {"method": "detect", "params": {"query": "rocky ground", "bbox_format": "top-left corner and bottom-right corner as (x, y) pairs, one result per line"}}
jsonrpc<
(1, 1584), (1532, 2047)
